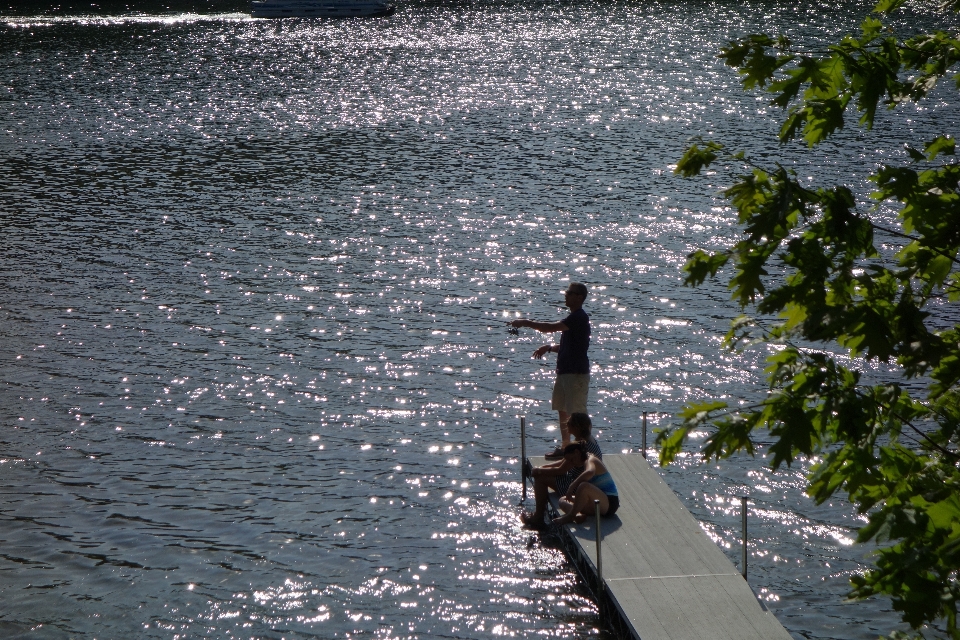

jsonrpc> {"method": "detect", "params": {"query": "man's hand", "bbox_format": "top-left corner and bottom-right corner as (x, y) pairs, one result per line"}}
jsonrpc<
(533, 345), (552, 359)
(510, 319), (529, 329)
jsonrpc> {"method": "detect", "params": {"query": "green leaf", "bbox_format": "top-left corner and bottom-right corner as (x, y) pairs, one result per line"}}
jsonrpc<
(677, 400), (728, 421)
(670, 3), (960, 634)
(675, 142), (722, 177)
(925, 493), (960, 530)
(683, 250), (730, 287)
(905, 145), (926, 162)
(720, 35), (784, 89)
(924, 135), (956, 160)
(803, 96), (849, 146)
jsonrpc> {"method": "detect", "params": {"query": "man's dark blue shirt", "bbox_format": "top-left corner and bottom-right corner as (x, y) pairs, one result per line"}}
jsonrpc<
(556, 308), (590, 375)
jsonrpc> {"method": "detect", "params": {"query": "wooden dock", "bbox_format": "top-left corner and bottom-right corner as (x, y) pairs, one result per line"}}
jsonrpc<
(529, 453), (793, 640)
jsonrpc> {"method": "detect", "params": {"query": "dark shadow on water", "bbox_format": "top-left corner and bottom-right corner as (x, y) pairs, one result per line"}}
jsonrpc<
(523, 526), (620, 638)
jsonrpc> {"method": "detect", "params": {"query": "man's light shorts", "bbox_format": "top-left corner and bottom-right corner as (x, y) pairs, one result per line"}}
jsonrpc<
(551, 373), (589, 414)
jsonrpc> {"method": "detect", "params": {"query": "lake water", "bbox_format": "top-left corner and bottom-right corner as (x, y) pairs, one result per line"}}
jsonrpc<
(2, 0), (951, 637)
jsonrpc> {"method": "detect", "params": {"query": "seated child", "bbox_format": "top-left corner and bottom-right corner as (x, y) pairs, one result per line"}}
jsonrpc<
(520, 413), (602, 530)
(552, 440), (619, 525)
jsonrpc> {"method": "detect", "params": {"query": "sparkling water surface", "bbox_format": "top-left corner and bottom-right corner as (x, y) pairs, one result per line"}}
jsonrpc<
(2, 0), (953, 637)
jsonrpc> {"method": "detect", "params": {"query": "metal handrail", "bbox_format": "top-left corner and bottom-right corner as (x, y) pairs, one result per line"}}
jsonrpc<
(595, 499), (603, 590)
(520, 416), (527, 502)
(642, 411), (647, 459)
(741, 495), (748, 580)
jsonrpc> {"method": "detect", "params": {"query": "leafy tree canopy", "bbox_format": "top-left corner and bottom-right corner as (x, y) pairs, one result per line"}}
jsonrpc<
(663, 1), (960, 636)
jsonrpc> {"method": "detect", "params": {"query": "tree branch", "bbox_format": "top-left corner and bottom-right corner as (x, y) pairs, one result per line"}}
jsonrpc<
(870, 222), (960, 267)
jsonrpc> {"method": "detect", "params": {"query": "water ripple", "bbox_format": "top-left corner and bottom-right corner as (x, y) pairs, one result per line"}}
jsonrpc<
(2, 0), (947, 637)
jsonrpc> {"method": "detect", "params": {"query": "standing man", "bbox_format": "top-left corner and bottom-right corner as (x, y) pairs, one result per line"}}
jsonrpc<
(510, 282), (590, 459)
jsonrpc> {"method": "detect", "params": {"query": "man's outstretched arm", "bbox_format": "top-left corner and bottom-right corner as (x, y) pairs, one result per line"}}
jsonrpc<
(510, 319), (568, 333)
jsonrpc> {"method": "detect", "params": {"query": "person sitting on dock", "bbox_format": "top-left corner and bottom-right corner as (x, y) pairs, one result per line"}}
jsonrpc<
(551, 440), (619, 525)
(521, 412), (601, 530)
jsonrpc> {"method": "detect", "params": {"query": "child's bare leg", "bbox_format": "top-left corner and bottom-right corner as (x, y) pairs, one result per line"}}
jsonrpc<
(552, 484), (607, 525)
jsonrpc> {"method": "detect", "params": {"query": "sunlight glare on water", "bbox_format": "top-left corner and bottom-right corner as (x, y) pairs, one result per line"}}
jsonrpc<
(2, 0), (952, 637)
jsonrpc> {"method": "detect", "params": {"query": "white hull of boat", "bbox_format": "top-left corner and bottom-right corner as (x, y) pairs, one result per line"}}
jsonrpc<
(251, 0), (395, 17)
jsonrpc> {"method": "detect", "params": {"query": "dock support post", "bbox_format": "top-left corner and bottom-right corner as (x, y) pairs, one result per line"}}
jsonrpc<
(642, 412), (647, 459)
(520, 417), (527, 502)
(595, 499), (602, 590)
(741, 495), (748, 580)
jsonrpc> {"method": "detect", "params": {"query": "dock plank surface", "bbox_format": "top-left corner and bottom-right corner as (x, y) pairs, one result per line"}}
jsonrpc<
(529, 454), (792, 640)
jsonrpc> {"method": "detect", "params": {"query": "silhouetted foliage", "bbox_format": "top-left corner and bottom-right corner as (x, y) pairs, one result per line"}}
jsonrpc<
(664, 1), (960, 637)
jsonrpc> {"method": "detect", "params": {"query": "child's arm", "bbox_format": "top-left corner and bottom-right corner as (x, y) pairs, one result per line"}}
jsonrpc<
(531, 459), (572, 478)
(564, 459), (596, 497)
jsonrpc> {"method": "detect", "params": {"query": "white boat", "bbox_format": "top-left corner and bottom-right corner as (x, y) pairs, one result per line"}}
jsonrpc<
(251, 0), (395, 17)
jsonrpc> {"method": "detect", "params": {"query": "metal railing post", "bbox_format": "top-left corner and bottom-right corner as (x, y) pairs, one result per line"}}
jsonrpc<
(595, 499), (603, 590)
(642, 411), (647, 459)
(520, 417), (527, 502)
(741, 495), (748, 580)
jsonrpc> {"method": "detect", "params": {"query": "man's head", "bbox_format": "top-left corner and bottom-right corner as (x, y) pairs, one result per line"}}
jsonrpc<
(567, 412), (592, 439)
(563, 282), (588, 310)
